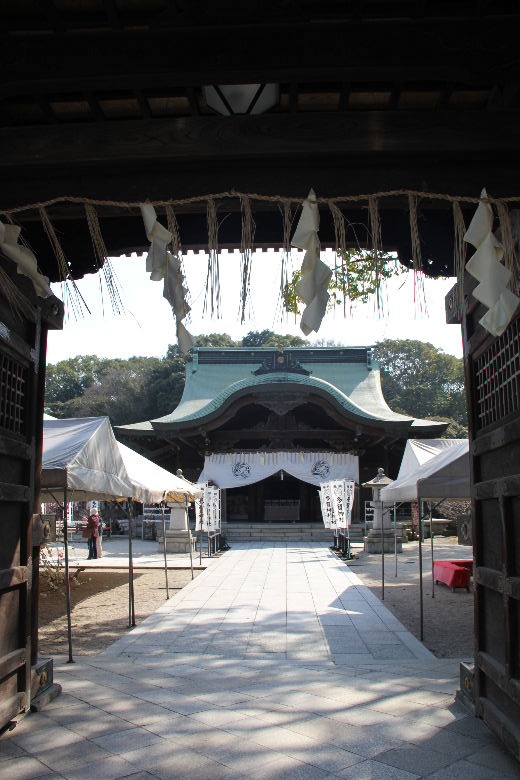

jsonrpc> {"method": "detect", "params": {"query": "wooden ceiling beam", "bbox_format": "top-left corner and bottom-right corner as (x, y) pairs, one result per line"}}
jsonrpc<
(2, 19), (520, 100)
(1, 111), (518, 173)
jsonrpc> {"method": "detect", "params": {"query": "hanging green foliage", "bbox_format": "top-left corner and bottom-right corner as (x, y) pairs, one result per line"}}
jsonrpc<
(282, 250), (403, 314)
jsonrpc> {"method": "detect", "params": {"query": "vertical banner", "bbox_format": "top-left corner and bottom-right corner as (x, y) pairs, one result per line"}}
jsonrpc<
(320, 481), (337, 529)
(209, 486), (220, 531)
(195, 496), (203, 531)
(320, 480), (355, 529)
(198, 485), (222, 532)
(344, 481), (355, 526)
(330, 480), (347, 528)
(318, 488), (330, 528)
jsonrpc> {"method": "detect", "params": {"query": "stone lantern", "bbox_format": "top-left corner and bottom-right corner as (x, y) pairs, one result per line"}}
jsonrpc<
(158, 469), (194, 554)
(362, 467), (402, 553)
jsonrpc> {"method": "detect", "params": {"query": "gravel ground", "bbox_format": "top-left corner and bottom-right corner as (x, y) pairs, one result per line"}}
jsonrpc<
(347, 536), (474, 659)
(38, 567), (200, 656)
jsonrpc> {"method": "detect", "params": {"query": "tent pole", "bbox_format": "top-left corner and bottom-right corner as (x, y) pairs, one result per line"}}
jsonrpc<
(161, 503), (170, 599)
(63, 486), (74, 663)
(381, 508), (385, 601)
(419, 500), (424, 642)
(188, 500), (194, 580)
(430, 501), (435, 599)
(128, 500), (136, 627)
(394, 503), (398, 577)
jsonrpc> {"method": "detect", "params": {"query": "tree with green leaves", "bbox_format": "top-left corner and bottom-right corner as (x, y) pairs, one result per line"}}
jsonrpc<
(241, 330), (309, 348)
(373, 339), (467, 431)
(283, 250), (401, 314)
(45, 335), (466, 436)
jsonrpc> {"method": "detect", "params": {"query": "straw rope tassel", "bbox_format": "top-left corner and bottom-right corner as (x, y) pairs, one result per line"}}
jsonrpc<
(277, 201), (293, 318)
(204, 198), (221, 317)
(452, 200), (466, 318)
(329, 201), (350, 314)
(239, 195), (255, 323)
(165, 205), (191, 319)
(84, 204), (124, 315)
(408, 194), (426, 312)
(496, 200), (518, 290)
(165, 205), (182, 258)
(39, 206), (90, 319)
(0, 266), (33, 320)
(368, 196), (382, 312)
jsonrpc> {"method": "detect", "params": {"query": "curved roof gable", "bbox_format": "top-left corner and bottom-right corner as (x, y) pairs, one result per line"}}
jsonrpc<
(119, 347), (446, 435)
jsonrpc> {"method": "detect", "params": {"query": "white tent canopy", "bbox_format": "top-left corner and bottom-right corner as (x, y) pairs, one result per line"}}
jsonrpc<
(380, 438), (470, 504)
(396, 439), (462, 481)
(42, 416), (133, 501)
(117, 441), (201, 504)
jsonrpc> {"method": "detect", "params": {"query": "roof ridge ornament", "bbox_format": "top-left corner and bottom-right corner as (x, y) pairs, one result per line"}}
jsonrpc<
(253, 349), (310, 376)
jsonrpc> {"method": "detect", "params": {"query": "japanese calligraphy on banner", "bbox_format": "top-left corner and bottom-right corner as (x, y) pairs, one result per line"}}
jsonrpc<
(194, 495), (204, 531)
(208, 485), (221, 532)
(319, 483), (335, 529)
(195, 485), (221, 532)
(319, 480), (355, 529)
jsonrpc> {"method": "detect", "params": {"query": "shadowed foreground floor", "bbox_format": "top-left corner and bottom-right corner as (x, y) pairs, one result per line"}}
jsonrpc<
(2, 543), (519, 780)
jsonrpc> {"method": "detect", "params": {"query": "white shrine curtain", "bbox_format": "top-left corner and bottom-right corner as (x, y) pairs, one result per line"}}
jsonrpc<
(199, 451), (359, 489)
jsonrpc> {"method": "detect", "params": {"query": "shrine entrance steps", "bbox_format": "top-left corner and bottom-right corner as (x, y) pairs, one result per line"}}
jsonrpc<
(222, 522), (364, 543)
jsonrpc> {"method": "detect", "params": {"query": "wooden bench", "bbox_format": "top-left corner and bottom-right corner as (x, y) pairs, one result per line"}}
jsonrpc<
(433, 560), (473, 592)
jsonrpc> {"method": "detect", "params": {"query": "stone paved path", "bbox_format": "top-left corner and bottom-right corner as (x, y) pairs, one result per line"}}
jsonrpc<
(2, 543), (519, 780)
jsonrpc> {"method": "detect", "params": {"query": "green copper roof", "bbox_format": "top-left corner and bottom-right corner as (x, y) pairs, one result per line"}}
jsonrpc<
(119, 347), (445, 434)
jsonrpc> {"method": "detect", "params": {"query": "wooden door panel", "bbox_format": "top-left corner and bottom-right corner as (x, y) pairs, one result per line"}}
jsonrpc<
(462, 273), (520, 758)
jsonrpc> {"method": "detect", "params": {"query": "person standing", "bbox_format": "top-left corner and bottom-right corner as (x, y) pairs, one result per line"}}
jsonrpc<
(96, 508), (103, 558)
(87, 508), (99, 560)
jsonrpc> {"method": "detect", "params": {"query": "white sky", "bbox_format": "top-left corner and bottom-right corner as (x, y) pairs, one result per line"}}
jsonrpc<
(46, 249), (463, 364)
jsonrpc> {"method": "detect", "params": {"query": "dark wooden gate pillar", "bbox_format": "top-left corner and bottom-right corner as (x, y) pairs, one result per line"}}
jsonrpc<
(0, 255), (62, 732)
(456, 276), (520, 758)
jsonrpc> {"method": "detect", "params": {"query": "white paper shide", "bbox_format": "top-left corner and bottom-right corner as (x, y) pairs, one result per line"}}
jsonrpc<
(291, 189), (332, 335)
(140, 203), (194, 353)
(464, 189), (520, 337)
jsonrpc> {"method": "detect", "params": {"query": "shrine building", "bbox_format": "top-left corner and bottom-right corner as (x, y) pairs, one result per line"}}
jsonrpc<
(118, 345), (445, 536)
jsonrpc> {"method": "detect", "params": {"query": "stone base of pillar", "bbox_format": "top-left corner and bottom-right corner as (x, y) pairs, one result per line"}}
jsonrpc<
(158, 530), (194, 554)
(364, 528), (402, 554)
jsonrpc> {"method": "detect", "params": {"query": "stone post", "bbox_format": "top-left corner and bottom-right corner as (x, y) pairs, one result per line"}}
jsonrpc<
(157, 500), (193, 554)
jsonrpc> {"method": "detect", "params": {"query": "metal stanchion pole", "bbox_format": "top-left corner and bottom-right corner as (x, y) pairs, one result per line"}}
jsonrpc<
(419, 500), (424, 642)
(161, 504), (170, 599)
(63, 487), (74, 663)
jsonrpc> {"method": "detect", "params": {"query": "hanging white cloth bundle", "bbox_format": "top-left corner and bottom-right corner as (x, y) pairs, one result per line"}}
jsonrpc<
(291, 189), (332, 335)
(0, 222), (52, 298)
(140, 203), (195, 353)
(463, 188), (520, 337)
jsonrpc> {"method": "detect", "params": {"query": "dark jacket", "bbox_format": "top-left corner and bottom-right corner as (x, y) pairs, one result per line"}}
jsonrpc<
(87, 515), (99, 538)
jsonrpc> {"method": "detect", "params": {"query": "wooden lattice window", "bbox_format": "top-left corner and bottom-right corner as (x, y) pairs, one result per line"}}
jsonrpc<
(0, 350), (27, 435)
(474, 316), (520, 430)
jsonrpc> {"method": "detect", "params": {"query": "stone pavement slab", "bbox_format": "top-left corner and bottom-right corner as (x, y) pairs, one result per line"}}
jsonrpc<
(45, 537), (211, 570)
(2, 542), (519, 779)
